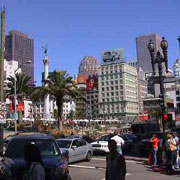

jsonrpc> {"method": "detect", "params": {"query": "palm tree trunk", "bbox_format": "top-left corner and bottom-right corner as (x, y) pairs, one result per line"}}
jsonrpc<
(57, 101), (63, 131)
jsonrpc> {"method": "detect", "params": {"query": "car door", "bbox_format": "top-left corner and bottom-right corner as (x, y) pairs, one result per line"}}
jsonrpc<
(78, 139), (88, 160)
(69, 139), (80, 162)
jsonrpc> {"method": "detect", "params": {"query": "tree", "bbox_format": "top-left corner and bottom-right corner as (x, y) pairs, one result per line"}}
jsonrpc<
(147, 107), (162, 123)
(36, 70), (82, 130)
(6, 73), (32, 125)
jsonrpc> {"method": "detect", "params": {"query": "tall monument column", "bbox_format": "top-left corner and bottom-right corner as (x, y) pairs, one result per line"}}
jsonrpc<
(43, 47), (50, 120)
(0, 8), (5, 102)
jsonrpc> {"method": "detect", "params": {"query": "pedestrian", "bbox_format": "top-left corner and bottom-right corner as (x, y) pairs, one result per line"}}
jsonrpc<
(173, 132), (179, 169)
(165, 134), (176, 175)
(23, 143), (45, 180)
(106, 139), (126, 180)
(149, 133), (159, 166)
(162, 130), (169, 165)
(111, 130), (125, 154)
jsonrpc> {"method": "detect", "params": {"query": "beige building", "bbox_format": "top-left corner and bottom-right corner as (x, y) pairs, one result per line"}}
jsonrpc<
(98, 63), (139, 122)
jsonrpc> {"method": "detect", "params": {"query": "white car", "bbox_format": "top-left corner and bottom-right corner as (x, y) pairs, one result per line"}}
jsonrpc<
(91, 134), (114, 153)
(91, 134), (133, 154)
(56, 138), (93, 163)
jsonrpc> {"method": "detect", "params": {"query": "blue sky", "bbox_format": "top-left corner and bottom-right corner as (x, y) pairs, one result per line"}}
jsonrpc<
(1, 0), (180, 85)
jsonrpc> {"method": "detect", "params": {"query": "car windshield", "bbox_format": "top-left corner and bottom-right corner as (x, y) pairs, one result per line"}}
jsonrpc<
(57, 140), (72, 148)
(6, 139), (60, 157)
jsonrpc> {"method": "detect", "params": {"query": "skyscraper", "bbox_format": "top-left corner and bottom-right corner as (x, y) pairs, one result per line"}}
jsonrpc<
(78, 56), (98, 77)
(5, 30), (34, 82)
(77, 56), (99, 119)
(136, 34), (162, 73)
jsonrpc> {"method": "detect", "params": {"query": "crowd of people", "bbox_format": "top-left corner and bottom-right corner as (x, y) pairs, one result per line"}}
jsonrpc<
(149, 131), (180, 175)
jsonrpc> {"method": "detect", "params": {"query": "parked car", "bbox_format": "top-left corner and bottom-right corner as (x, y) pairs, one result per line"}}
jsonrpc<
(139, 131), (165, 156)
(123, 133), (138, 143)
(91, 134), (134, 154)
(0, 133), (70, 180)
(66, 135), (96, 144)
(3, 135), (16, 151)
(56, 138), (93, 163)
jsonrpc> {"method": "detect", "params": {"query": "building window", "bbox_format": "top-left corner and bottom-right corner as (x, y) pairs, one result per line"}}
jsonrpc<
(111, 86), (114, 90)
(111, 81), (113, 85)
(107, 92), (109, 96)
(102, 88), (104, 91)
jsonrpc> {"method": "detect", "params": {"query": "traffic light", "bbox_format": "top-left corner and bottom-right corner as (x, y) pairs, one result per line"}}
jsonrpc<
(164, 114), (168, 121)
(159, 93), (164, 107)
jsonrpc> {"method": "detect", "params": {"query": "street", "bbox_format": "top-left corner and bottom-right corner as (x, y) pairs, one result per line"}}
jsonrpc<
(69, 156), (180, 180)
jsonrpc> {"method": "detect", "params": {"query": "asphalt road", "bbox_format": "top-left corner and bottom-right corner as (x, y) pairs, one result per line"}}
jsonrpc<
(69, 156), (180, 180)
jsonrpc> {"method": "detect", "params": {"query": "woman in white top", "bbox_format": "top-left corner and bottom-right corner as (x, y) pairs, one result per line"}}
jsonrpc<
(106, 140), (126, 180)
(23, 144), (45, 180)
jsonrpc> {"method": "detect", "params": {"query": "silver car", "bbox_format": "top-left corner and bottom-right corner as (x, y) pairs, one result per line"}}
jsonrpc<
(103, 51), (121, 62)
(56, 138), (93, 163)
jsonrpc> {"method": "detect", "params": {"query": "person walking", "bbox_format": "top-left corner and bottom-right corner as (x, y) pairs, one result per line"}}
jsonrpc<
(149, 134), (159, 166)
(23, 143), (45, 180)
(165, 134), (176, 174)
(111, 130), (125, 154)
(173, 132), (179, 169)
(106, 139), (126, 180)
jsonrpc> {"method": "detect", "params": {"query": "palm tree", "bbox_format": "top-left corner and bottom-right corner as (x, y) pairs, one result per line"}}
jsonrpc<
(6, 73), (32, 125)
(37, 70), (82, 130)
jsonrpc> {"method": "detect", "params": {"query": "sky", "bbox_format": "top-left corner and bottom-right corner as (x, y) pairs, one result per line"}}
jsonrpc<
(1, 0), (180, 85)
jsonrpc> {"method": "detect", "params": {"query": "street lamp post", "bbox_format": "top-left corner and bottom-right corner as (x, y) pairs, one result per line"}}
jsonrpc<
(148, 37), (168, 132)
(14, 68), (19, 133)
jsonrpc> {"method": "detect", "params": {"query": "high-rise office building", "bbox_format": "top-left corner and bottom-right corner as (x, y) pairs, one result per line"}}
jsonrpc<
(98, 62), (139, 122)
(77, 56), (99, 119)
(136, 34), (162, 73)
(5, 30), (34, 82)
(79, 56), (98, 77)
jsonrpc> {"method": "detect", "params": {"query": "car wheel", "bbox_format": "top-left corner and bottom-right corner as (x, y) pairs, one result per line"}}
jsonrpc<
(86, 151), (92, 161)
(112, 56), (115, 61)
